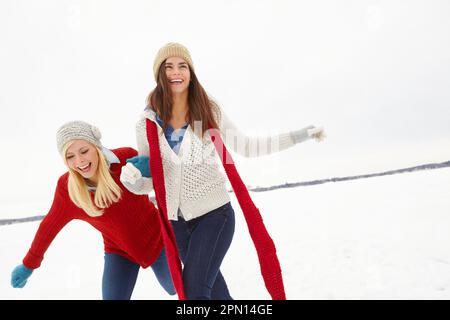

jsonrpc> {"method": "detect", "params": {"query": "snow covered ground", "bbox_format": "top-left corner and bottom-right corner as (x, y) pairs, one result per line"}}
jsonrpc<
(2, 167), (450, 300)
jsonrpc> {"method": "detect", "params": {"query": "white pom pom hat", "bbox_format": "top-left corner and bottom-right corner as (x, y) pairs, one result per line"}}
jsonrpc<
(56, 120), (103, 155)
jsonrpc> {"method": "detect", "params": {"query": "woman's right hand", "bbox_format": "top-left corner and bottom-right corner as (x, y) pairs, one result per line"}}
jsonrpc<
(11, 264), (33, 288)
(120, 163), (143, 185)
(126, 155), (151, 178)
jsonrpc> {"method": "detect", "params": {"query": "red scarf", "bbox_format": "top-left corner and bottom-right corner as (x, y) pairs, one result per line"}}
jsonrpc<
(146, 119), (286, 300)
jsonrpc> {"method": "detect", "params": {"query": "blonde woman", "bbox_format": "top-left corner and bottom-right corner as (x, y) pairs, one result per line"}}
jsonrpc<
(10, 121), (174, 299)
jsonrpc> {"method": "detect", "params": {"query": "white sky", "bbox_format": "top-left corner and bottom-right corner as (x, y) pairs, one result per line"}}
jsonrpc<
(1, 0), (449, 217)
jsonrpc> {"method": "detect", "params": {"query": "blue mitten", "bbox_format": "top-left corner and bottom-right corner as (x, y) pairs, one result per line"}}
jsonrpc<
(126, 155), (151, 178)
(11, 264), (33, 288)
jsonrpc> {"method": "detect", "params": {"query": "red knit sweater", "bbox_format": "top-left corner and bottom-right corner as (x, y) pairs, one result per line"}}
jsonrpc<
(23, 147), (163, 270)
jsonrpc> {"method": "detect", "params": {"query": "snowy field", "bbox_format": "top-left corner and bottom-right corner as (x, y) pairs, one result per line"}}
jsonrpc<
(2, 167), (450, 300)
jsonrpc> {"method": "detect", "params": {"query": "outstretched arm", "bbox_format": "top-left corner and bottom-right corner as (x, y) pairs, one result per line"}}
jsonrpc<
(219, 109), (326, 158)
(12, 177), (74, 288)
(22, 178), (73, 269)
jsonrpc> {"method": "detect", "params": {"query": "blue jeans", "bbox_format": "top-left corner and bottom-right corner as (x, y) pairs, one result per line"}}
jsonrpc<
(171, 202), (235, 300)
(102, 248), (175, 300)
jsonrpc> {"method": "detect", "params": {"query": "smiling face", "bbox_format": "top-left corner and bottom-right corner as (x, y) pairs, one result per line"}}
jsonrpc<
(65, 140), (99, 183)
(164, 56), (191, 94)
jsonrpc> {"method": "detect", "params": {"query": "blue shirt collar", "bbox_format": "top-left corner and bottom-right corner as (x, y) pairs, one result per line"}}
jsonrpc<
(155, 113), (188, 132)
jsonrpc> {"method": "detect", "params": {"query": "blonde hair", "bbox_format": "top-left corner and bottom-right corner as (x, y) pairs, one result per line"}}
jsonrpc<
(62, 142), (122, 217)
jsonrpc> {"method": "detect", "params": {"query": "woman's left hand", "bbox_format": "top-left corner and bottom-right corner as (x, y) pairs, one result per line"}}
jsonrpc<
(291, 126), (326, 144)
(307, 126), (326, 142)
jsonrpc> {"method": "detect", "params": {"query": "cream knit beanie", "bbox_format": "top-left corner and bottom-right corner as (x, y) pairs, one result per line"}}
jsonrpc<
(56, 120), (103, 156)
(153, 42), (194, 81)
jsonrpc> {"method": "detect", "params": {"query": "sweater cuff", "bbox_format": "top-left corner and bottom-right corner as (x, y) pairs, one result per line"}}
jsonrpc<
(122, 177), (154, 195)
(23, 250), (43, 269)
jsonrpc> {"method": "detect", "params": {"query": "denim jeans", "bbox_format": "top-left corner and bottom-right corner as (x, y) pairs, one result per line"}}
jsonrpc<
(171, 202), (235, 300)
(102, 248), (175, 300)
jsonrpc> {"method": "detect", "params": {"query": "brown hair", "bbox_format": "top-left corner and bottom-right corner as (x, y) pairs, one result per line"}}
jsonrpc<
(146, 62), (220, 135)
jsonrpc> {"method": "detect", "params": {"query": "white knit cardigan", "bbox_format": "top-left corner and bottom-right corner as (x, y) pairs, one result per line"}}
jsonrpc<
(124, 107), (298, 221)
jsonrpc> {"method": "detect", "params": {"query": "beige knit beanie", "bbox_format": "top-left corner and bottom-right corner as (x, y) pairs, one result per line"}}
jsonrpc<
(56, 120), (103, 156)
(153, 42), (194, 81)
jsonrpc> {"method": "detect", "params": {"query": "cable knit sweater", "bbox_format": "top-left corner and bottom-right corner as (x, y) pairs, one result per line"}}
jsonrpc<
(146, 119), (286, 300)
(22, 148), (163, 270)
(128, 107), (298, 221)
